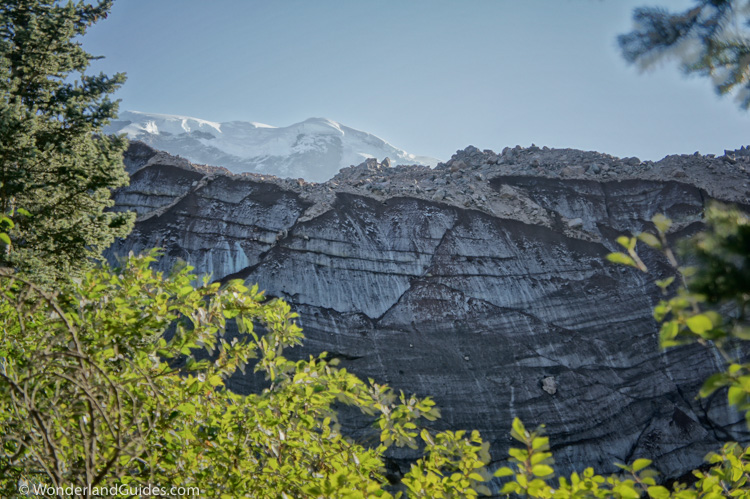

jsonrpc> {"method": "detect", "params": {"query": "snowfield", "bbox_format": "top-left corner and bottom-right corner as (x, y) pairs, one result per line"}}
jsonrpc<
(105, 111), (438, 182)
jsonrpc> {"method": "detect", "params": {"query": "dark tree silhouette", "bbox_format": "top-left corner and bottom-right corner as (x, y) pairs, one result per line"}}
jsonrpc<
(619, 1), (750, 109)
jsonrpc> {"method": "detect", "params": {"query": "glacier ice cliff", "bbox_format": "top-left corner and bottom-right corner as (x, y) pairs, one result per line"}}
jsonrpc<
(107, 141), (750, 483)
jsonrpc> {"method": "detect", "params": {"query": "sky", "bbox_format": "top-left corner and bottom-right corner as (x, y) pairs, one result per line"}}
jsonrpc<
(82, 0), (750, 163)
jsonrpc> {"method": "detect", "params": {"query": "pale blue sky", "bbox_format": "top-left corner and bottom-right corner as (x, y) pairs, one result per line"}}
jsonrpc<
(83, 0), (749, 162)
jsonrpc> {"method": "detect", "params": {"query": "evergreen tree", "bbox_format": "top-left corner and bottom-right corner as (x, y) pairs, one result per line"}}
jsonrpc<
(619, 0), (750, 110)
(0, 0), (133, 281)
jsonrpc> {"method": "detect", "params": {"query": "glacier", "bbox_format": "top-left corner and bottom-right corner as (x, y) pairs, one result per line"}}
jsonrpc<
(107, 141), (750, 484)
(104, 111), (438, 182)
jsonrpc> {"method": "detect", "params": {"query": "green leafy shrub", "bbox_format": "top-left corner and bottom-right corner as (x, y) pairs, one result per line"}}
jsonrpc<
(0, 251), (498, 498)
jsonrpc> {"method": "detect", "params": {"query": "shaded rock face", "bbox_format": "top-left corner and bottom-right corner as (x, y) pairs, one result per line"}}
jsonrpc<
(107, 142), (750, 482)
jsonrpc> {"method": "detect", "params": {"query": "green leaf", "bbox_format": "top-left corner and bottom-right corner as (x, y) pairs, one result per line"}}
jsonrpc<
(655, 276), (675, 290)
(531, 436), (549, 450)
(637, 232), (662, 249)
(531, 452), (551, 465)
(500, 482), (520, 495)
(616, 236), (632, 249)
(531, 464), (554, 477)
(653, 302), (669, 321)
(607, 252), (637, 267)
(511, 418), (527, 439)
(700, 373), (729, 397)
(728, 386), (746, 406)
(0, 233), (10, 246)
(494, 467), (514, 478)
(632, 458), (652, 472)
(516, 473), (528, 488)
(474, 485), (492, 496)
(686, 314), (713, 335)
(619, 485), (642, 499)
(733, 325), (750, 340)
(651, 214), (672, 234)
(659, 321), (679, 345)
(647, 486), (670, 499)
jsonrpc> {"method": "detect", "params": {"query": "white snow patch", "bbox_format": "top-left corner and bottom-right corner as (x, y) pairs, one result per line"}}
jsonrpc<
(106, 111), (439, 182)
(144, 120), (158, 134)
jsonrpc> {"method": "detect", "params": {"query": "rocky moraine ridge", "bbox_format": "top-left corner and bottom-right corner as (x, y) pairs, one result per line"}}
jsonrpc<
(109, 141), (750, 485)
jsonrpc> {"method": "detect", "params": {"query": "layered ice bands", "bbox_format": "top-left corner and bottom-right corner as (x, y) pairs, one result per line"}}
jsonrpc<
(106, 142), (750, 480)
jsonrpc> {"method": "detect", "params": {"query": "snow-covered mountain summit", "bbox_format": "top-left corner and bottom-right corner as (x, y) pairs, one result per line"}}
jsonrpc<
(104, 111), (438, 182)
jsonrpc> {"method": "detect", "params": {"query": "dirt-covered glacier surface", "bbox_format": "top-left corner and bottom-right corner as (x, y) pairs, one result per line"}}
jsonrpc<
(107, 141), (750, 485)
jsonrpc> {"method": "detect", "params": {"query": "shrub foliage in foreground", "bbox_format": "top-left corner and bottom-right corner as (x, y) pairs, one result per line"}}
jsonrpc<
(0, 251), (490, 498)
(1, 207), (750, 498)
